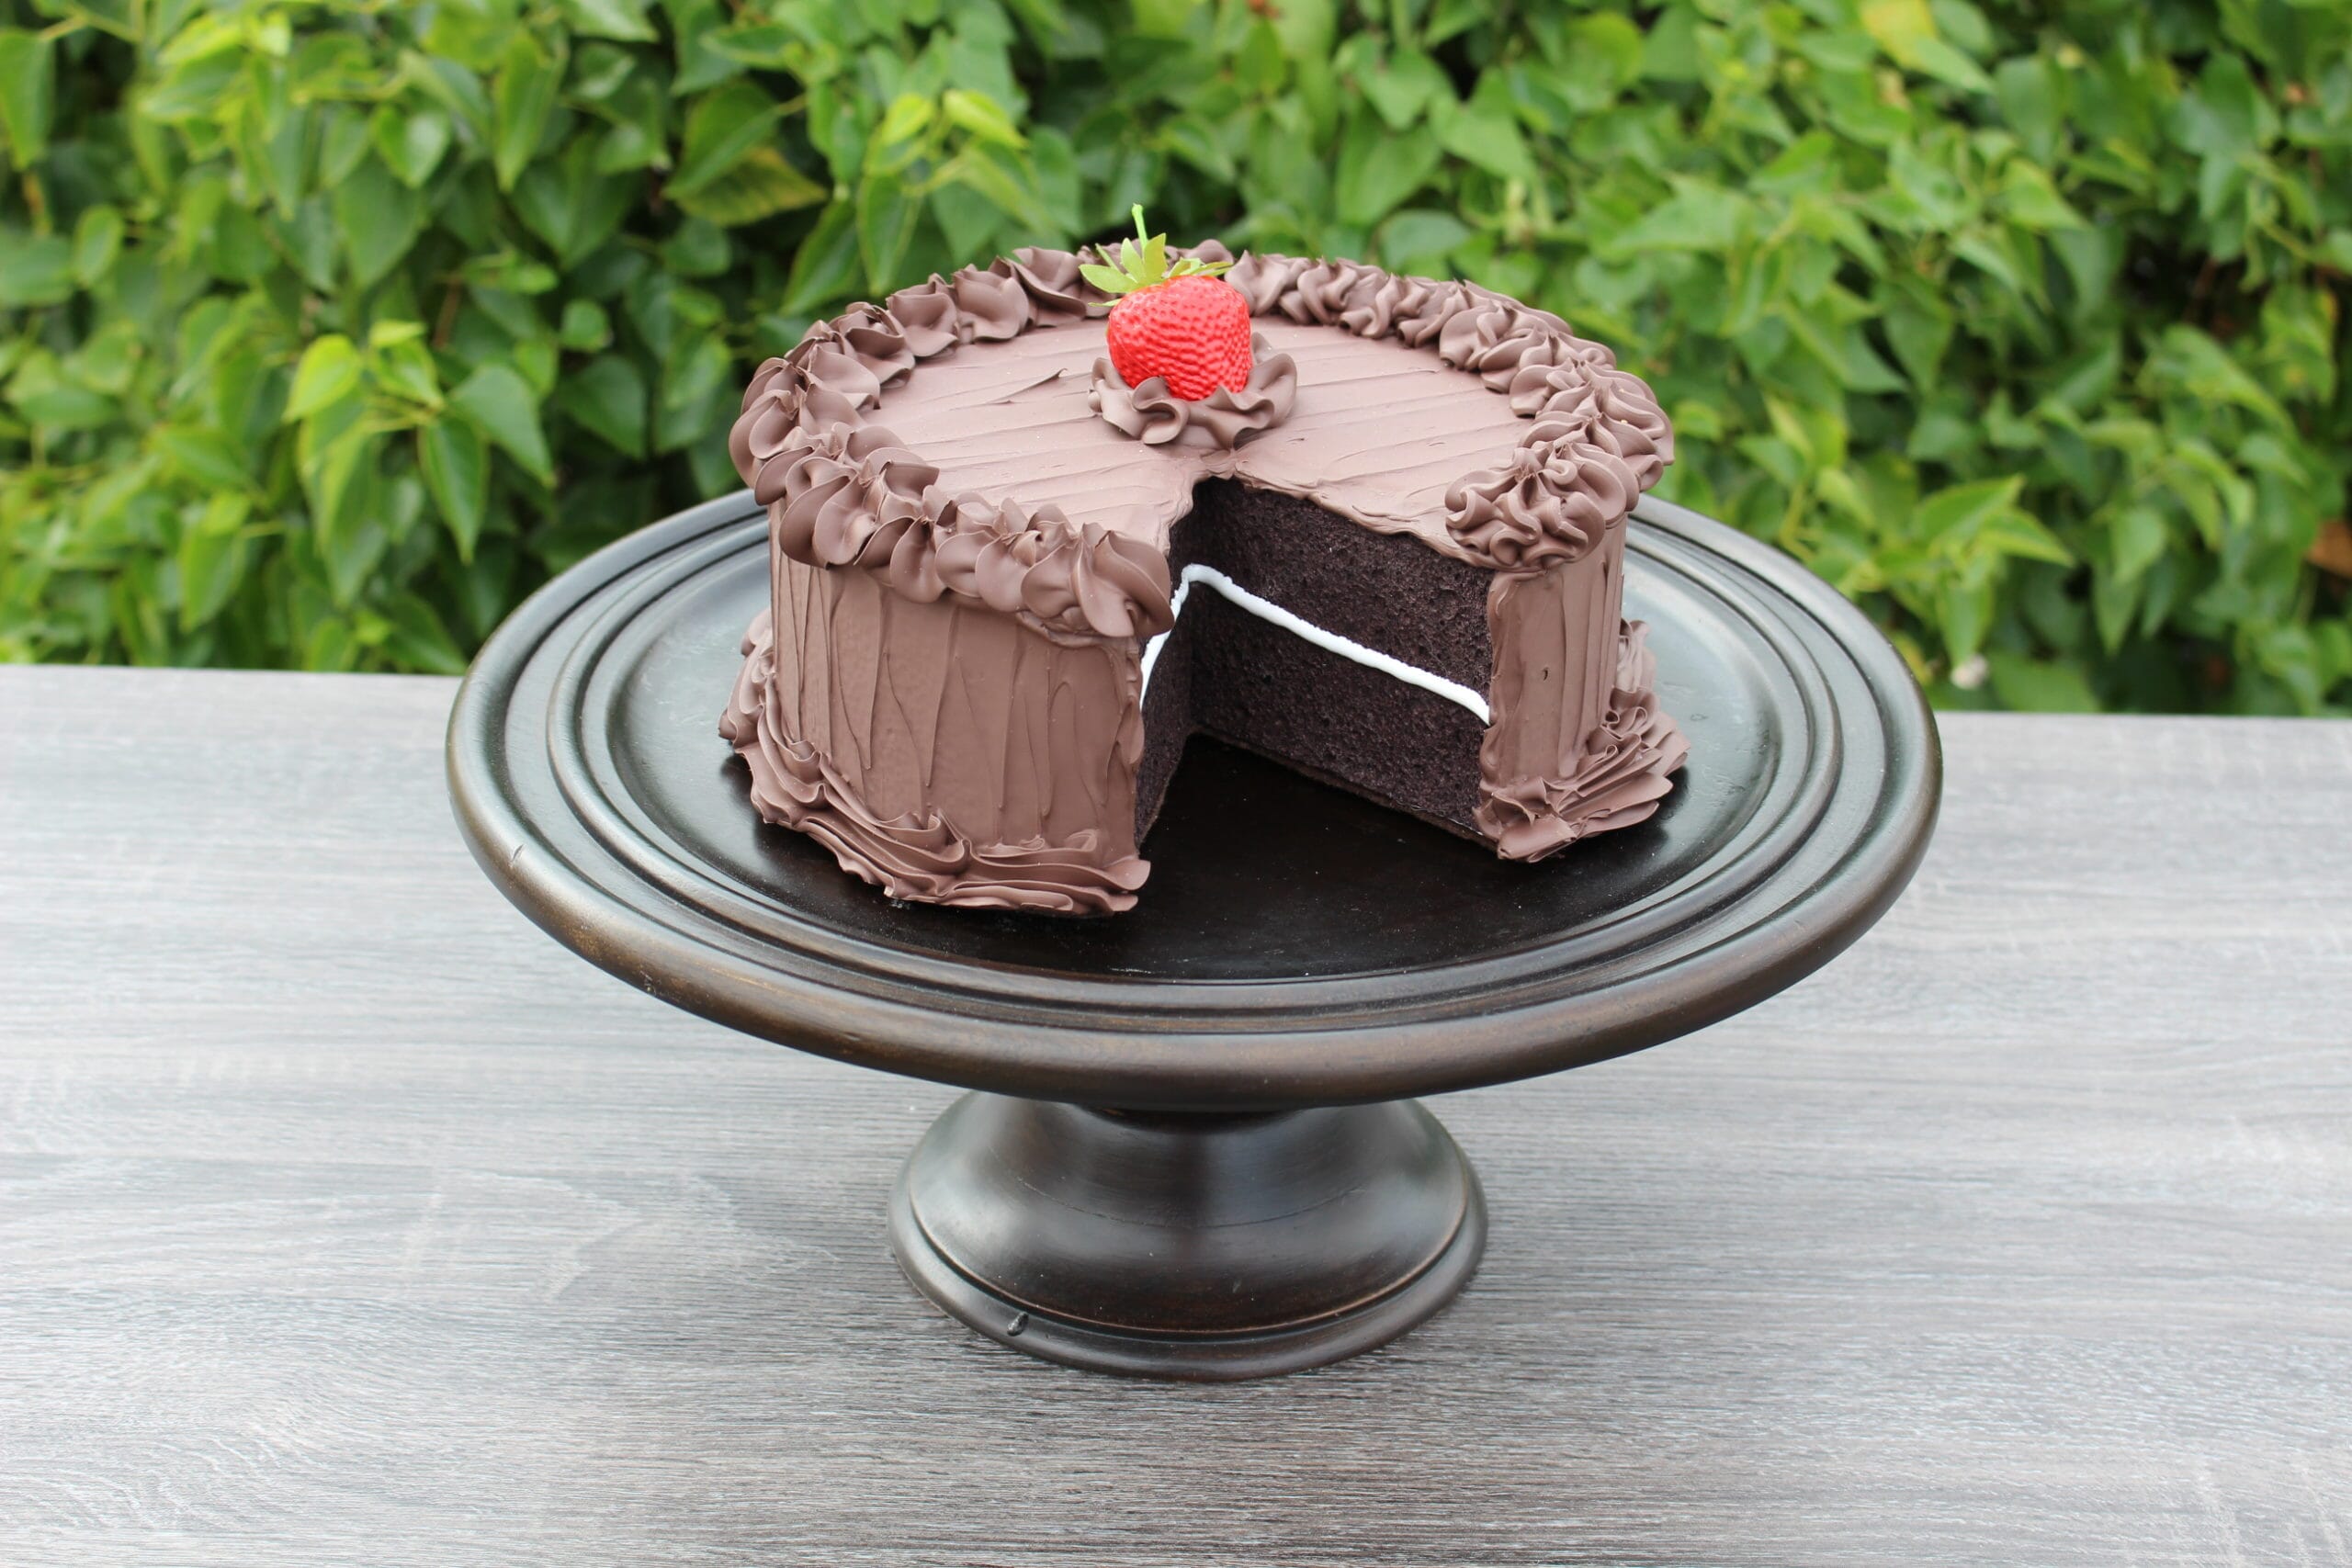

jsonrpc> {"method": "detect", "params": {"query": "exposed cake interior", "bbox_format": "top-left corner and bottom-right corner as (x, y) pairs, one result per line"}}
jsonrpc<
(1136, 481), (1495, 841)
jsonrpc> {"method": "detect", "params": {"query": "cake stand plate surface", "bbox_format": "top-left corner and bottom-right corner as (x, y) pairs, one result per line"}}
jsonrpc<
(448, 492), (1939, 1380)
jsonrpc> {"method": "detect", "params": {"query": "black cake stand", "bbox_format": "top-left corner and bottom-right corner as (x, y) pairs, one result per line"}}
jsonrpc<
(447, 491), (1939, 1381)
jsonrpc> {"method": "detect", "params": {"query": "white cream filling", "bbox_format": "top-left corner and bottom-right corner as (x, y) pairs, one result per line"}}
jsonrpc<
(1137, 563), (1492, 725)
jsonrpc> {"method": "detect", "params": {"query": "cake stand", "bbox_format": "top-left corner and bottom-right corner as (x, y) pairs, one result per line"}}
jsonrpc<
(447, 492), (1939, 1381)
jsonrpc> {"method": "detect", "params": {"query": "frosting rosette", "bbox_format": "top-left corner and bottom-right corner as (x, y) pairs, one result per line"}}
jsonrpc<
(761, 423), (939, 570)
(1444, 437), (1644, 572)
(1513, 364), (1674, 489)
(1088, 336), (1298, 449)
(933, 496), (1175, 641)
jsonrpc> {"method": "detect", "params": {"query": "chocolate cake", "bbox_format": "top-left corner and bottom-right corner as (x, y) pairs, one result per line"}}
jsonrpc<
(720, 243), (1688, 913)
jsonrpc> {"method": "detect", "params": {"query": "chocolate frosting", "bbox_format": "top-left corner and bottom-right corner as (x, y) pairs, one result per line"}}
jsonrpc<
(724, 240), (1685, 911)
(722, 607), (1151, 913)
(731, 245), (1674, 616)
(1480, 610), (1689, 861)
(1089, 334), (1299, 448)
(734, 344), (1175, 645)
(1445, 440), (1645, 573)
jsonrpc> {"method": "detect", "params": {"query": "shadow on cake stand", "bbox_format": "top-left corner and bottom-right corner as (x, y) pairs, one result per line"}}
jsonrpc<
(447, 492), (1939, 1381)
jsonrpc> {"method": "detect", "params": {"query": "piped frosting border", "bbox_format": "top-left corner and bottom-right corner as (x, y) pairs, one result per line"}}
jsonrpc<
(727, 243), (1676, 644)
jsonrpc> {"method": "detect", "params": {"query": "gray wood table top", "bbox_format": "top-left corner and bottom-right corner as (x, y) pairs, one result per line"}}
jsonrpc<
(2, 665), (2347, 1567)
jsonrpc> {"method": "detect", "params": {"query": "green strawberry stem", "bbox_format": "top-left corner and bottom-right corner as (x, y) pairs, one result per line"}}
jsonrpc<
(1080, 205), (1232, 297)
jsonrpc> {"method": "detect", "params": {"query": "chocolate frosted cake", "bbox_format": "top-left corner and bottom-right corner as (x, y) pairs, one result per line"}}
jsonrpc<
(720, 241), (1688, 913)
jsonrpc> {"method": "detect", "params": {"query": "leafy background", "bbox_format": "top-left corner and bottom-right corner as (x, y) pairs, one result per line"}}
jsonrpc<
(2, 0), (2346, 713)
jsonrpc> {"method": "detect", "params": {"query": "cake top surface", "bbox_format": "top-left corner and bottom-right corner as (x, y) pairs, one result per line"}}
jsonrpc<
(729, 243), (1673, 644)
(874, 314), (1534, 561)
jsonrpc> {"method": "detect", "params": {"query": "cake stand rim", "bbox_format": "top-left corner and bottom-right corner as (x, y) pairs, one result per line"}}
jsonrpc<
(447, 491), (1940, 1111)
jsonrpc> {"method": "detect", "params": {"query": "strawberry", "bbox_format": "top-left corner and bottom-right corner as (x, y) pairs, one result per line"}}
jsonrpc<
(1082, 206), (1253, 401)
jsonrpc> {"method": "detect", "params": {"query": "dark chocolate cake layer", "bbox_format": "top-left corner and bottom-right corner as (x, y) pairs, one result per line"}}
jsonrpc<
(1136, 480), (1494, 840)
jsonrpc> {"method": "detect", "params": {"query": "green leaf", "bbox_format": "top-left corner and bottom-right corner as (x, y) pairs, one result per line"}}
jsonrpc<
(855, 173), (920, 293)
(1997, 162), (2084, 231)
(418, 416), (490, 559)
(0, 232), (73, 307)
(1359, 49), (1447, 130)
(0, 29), (54, 166)
(370, 334), (443, 409)
(379, 594), (469, 676)
(141, 49), (242, 121)
(1860, 0), (1938, 66)
(178, 493), (254, 632)
(284, 334), (363, 421)
(2107, 507), (2166, 583)
(45, 0), (137, 42)
(1159, 116), (1236, 184)
(668, 80), (783, 200)
(1986, 652), (2099, 714)
(304, 428), (388, 607)
(1552, 14), (1645, 108)
(1881, 288), (1953, 389)
(72, 205), (124, 287)
(1979, 514), (2072, 567)
(1333, 109), (1442, 228)
(2170, 55), (2273, 161)
(156, 424), (257, 494)
(661, 218), (731, 277)
(670, 0), (746, 96)
(403, 51), (491, 143)
(1433, 74), (1536, 185)
(370, 104), (452, 188)
(1909, 38), (1992, 95)
(332, 159), (427, 289)
(707, 23), (803, 69)
(1936, 575), (1994, 665)
(559, 0), (658, 42)
(492, 33), (563, 192)
(1378, 209), (1471, 271)
(1995, 56), (2066, 164)
(450, 363), (554, 485)
(672, 146), (826, 227)
(514, 139), (639, 265)
(559, 299), (612, 351)
(1604, 184), (1751, 255)
(1916, 476), (2025, 541)
(941, 88), (1023, 148)
(554, 355), (647, 457)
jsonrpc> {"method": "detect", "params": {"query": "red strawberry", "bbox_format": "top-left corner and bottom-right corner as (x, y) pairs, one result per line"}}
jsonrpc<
(1083, 207), (1253, 401)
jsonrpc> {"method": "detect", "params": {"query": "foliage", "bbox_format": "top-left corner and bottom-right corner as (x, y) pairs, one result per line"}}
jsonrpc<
(1, 0), (2346, 712)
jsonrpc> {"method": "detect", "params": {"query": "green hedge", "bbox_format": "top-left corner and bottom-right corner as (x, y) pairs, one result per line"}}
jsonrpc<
(2, 0), (2346, 712)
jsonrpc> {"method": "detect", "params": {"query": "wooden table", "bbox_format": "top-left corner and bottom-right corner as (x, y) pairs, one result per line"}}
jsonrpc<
(3, 665), (2347, 1565)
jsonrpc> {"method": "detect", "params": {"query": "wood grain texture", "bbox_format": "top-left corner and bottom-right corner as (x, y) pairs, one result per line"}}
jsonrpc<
(2, 664), (2348, 1566)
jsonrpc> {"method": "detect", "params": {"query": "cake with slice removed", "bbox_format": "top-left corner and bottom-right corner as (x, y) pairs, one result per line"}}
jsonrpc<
(720, 221), (1687, 913)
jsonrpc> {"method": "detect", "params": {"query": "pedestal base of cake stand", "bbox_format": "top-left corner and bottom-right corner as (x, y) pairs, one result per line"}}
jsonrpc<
(888, 1095), (1484, 1380)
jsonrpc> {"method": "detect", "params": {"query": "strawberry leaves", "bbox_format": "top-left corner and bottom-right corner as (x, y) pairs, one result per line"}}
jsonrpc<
(1080, 205), (1231, 297)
